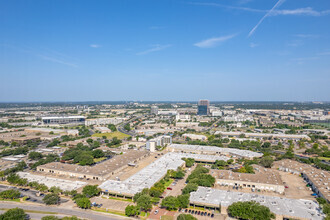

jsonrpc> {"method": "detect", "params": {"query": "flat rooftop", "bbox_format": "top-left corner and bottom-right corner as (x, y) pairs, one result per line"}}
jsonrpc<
(42, 116), (85, 120)
(17, 172), (87, 191)
(273, 159), (330, 202)
(99, 152), (230, 196)
(216, 131), (310, 140)
(190, 187), (323, 220)
(212, 165), (283, 186)
(168, 144), (263, 158)
(38, 150), (149, 177)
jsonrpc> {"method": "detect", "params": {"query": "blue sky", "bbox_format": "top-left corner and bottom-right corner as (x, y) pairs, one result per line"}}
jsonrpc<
(1, 0), (330, 102)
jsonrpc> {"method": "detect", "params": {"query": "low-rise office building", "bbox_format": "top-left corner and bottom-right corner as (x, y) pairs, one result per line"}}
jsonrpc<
(42, 116), (85, 125)
(37, 150), (150, 181)
(85, 117), (124, 126)
(182, 133), (207, 141)
(212, 165), (285, 193)
(99, 152), (230, 197)
(190, 187), (324, 220)
(167, 144), (263, 159)
(216, 131), (311, 141)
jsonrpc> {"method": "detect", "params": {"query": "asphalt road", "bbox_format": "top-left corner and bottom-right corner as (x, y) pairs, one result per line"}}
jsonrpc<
(0, 202), (128, 220)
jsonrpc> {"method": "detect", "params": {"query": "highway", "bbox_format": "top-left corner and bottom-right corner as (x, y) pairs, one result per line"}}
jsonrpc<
(117, 113), (150, 136)
(0, 202), (128, 220)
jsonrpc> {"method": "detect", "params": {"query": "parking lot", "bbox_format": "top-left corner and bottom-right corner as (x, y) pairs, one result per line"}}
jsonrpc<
(0, 184), (69, 204)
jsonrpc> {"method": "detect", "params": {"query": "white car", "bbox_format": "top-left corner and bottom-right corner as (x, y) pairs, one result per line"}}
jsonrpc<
(154, 210), (159, 215)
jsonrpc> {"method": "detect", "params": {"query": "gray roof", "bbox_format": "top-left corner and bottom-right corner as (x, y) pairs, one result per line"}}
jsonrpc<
(169, 144), (263, 158)
(99, 152), (230, 195)
(190, 187), (324, 220)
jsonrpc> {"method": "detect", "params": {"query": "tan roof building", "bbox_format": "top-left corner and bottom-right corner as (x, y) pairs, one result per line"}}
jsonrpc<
(273, 159), (330, 202)
(37, 150), (150, 181)
(212, 165), (284, 193)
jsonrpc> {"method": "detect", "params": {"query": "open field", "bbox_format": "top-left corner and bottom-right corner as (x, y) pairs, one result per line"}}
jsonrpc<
(92, 131), (130, 139)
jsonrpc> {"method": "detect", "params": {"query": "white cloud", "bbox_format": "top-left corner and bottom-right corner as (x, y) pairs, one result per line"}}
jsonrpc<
(191, 2), (330, 17)
(90, 44), (101, 48)
(136, 44), (171, 55)
(194, 34), (237, 48)
(250, 42), (259, 48)
(271, 7), (330, 16)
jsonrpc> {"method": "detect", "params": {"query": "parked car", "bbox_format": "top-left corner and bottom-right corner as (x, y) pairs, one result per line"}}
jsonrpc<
(167, 187), (172, 190)
(154, 210), (159, 215)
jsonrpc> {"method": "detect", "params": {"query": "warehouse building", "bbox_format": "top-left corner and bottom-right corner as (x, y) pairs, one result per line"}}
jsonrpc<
(17, 172), (87, 191)
(85, 117), (124, 126)
(216, 131), (310, 141)
(99, 152), (230, 197)
(273, 159), (330, 202)
(212, 165), (285, 193)
(42, 116), (85, 125)
(190, 187), (324, 220)
(167, 144), (263, 159)
(37, 150), (150, 181)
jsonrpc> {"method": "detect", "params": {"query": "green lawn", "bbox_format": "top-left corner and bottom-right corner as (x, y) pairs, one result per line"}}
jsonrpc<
(0, 198), (21, 202)
(92, 208), (126, 217)
(94, 157), (106, 163)
(161, 216), (174, 220)
(318, 157), (330, 161)
(107, 196), (133, 202)
(165, 178), (174, 188)
(92, 131), (130, 140)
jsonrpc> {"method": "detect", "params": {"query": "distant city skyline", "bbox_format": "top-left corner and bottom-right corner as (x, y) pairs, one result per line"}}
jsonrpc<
(1, 0), (330, 102)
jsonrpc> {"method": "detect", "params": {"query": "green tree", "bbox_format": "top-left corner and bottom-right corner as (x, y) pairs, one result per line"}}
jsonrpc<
(161, 196), (179, 210)
(43, 193), (60, 205)
(136, 194), (152, 211)
(41, 216), (60, 220)
(177, 214), (197, 220)
(177, 194), (189, 208)
(91, 149), (104, 158)
(0, 189), (20, 200)
(0, 208), (28, 220)
(125, 205), (140, 216)
(82, 185), (100, 198)
(49, 186), (63, 195)
(76, 197), (91, 209)
(6, 173), (20, 184)
(182, 183), (198, 195)
(28, 152), (43, 160)
(228, 201), (275, 220)
(259, 156), (274, 168)
(149, 187), (163, 198)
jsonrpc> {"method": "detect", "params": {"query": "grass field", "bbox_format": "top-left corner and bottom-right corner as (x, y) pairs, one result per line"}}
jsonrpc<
(94, 157), (106, 163)
(165, 178), (174, 188)
(318, 157), (330, 161)
(92, 131), (130, 140)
